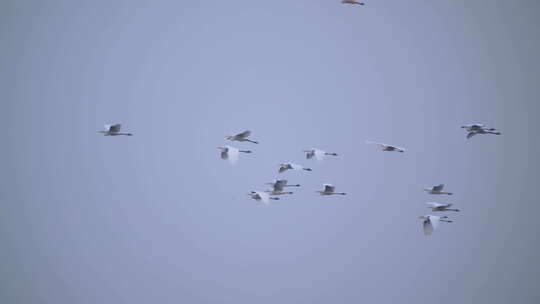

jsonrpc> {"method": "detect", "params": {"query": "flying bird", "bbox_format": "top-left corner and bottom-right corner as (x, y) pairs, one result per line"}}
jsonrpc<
(266, 179), (300, 194)
(248, 191), (279, 205)
(426, 202), (460, 212)
(225, 130), (258, 144)
(424, 184), (453, 195)
(98, 124), (133, 136)
(419, 215), (452, 236)
(278, 163), (312, 173)
(342, 0), (365, 5)
(366, 141), (405, 153)
(317, 184), (346, 196)
(462, 123), (501, 139)
(303, 148), (338, 160)
(217, 146), (251, 164)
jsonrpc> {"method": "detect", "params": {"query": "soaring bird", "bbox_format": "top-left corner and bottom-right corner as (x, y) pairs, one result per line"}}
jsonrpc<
(317, 184), (346, 196)
(424, 184), (453, 195)
(303, 148), (338, 160)
(462, 123), (501, 139)
(419, 215), (452, 236)
(98, 124), (133, 136)
(266, 179), (300, 195)
(426, 202), (460, 212)
(366, 141), (405, 153)
(278, 163), (312, 173)
(225, 130), (258, 144)
(248, 191), (279, 205)
(342, 0), (365, 5)
(217, 146), (251, 164)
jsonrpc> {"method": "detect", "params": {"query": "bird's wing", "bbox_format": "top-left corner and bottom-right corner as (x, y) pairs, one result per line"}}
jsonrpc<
(422, 219), (433, 236)
(467, 131), (477, 139)
(323, 184), (334, 192)
(433, 184), (444, 191)
(314, 149), (325, 161)
(257, 191), (270, 204)
(237, 130), (251, 138)
(274, 180), (286, 192)
(110, 124), (121, 133)
(429, 216), (440, 230)
(279, 166), (287, 173)
(227, 146), (239, 164)
(290, 163), (303, 170)
(220, 151), (228, 160)
(426, 202), (442, 207)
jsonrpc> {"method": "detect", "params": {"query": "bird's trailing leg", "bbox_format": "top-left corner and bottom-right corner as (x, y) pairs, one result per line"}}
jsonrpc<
(239, 150), (252, 153)
(303, 168), (312, 171)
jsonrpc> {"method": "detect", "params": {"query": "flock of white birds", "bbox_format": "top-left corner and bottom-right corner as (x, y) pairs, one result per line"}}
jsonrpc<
(97, 2), (503, 237)
(99, 123), (500, 236)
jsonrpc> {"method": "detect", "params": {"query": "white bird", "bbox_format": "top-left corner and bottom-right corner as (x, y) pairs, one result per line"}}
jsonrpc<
(342, 0), (365, 5)
(98, 124), (133, 136)
(248, 191), (279, 205)
(278, 163), (312, 173)
(426, 202), (460, 212)
(217, 146), (251, 164)
(266, 179), (300, 194)
(317, 184), (346, 196)
(424, 184), (453, 195)
(303, 148), (338, 160)
(419, 215), (452, 236)
(461, 123), (486, 131)
(366, 141), (405, 153)
(225, 130), (258, 144)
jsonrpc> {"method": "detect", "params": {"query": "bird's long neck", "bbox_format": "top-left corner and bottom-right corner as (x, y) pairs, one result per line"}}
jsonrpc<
(303, 168), (312, 171)
(324, 152), (338, 156)
(448, 209), (460, 212)
(239, 150), (251, 153)
(285, 184), (301, 187)
(246, 139), (258, 144)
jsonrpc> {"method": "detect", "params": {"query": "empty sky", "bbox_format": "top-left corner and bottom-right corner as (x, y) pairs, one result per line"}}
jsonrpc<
(1, 1), (539, 303)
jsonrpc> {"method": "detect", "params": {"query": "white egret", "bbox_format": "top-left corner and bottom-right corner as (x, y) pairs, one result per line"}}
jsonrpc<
(426, 202), (460, 212)
(98, 124), (133, 136)
(342, 0), (365, 5)
(366, 141), (405, 153)
(317, 184), (346, 196)
(278, 163), (312, 173)
(225, 130), (258, 144)
(217, 146), (251, 164)
(248, 191), (279, 205)
(419, 215), (452, 236)
(303, 148), (338, 160)
(424, 184), (453, 195)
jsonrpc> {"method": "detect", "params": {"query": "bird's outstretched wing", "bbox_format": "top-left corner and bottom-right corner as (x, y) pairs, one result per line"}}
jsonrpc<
(467, 131), (477, 139)
(429, 216), (440, 230)
(433, 184), (444, 192)
(422, 219), (433, 235)
(110, 124), (122, 133)
(314, 149), (326, 161)
(323, 184), (334, 193)
(426, 202), (442, 208)
(237, 130), (251, 138)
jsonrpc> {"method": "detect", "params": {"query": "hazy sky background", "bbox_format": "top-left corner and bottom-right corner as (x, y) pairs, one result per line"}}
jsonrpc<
(1, 1), (539, 303)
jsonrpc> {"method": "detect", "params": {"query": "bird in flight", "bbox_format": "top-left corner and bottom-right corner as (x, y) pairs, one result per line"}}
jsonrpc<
(303, 148), (338, 160)
(217, 146), (251, 164)
(461, 123), (501, 139)
(226, 130), (258, 144)
(266, 179), (299, 195)
(419, 215), (452, 236)
(342, 0), (365, 5)
(366, 141), (405, 153)
(317, 184), (347, 196)
(278, 163), (312, 173)
(426, 202), (460, 212)
(98, 124), (133, 136)
(248, 191), (279, 205)
(424, 184), (453, 195)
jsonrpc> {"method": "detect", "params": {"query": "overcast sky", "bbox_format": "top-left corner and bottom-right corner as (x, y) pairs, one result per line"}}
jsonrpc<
(1, 1), (539, 303)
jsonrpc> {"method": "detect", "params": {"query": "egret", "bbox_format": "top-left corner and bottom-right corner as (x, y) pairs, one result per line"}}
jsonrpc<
(217, 146), (251, 164)
(248, 191), (279, 205)
(303, 148), (338, 160)
(98, 124), (133, 136)
(342, 0), (365, 5)
(366, 141), (405, 153)
(426, 202), (460, 212)
(225, 130), (258, 144)
(424, 184), (453, 195)
(278, 163), (312, 173)
(419, 215), (452, 236)
(317, 184), (346, 196)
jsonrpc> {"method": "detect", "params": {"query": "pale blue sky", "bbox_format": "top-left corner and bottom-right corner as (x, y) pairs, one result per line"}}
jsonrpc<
(1, 1), (539, 303)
